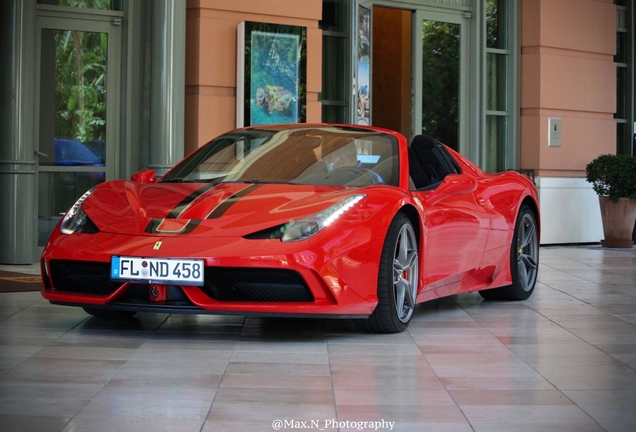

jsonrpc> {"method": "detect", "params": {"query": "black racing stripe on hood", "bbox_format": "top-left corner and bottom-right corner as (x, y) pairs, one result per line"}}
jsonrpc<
(167, 183), (217, 218)
(207, 184), (263, 219)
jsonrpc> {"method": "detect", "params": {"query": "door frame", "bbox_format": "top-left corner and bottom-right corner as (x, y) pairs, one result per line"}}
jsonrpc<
(34, 7), (122, 251)
(353, 1), (472, 155)
(411, 10), (470, 154)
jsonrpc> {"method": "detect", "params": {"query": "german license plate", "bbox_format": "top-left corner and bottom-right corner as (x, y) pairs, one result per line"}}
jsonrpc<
(111, 256), (204, 286)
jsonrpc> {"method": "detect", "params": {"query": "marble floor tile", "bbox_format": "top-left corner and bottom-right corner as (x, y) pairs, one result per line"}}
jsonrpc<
(223, 361), (331, 376)
(232, 340), (328, 353)
(336, 404), (468, 425)
(3, 357), (126, 384)
(1, 246), (635, 432)
(229, 350), (329, 364)
(0, 415), (71, 432)
(531, 361), (636, 391)
(220, 372), (333, 389)
(334, 388), (455, 406)
(564, 390), (636, 432)
(440, 375), (556, 391)
(330, 362), (441, 390)
(215, 387), (334, 405)
(62, 418), (205, 432)
(206, 400), (337, 423)
(449, 389), (573, 406)
(74, 394), (213, 421)
(462, 405), (606, 431)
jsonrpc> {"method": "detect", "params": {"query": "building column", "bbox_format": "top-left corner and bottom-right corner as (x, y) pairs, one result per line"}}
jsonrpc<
(0, 0), (37, 264)
(149, 0), (186, 175)
(520, 0), (616, 244)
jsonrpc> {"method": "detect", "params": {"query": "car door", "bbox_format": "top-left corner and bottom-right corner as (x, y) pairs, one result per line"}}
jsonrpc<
(414, 177), (491, 295)
(408, 136), (491, 296)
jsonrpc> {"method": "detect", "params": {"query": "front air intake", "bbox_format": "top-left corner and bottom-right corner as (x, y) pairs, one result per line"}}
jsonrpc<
(200, 268), (314, 302)
(50, 260), (121, 296)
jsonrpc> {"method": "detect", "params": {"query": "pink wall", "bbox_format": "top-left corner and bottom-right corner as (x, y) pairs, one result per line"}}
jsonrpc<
(520, 0), (617, 177)
(185, 0), (322, 154)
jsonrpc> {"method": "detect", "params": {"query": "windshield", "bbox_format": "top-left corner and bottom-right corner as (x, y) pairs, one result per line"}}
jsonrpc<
(161, 126), (399, 187)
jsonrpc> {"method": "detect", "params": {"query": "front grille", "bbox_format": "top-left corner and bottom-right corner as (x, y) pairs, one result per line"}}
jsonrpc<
(50, 260), (121, 296)
(49, 260), (314, 303)
(201, 268), (314, 302)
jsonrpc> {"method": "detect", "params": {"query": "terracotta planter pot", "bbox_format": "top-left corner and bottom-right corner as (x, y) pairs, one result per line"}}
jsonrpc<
(598, 197), (636, 248)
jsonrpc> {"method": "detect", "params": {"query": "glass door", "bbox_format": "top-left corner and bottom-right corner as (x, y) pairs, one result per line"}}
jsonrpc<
(412, 11), (469, 153)
(35, 15), (120, 247)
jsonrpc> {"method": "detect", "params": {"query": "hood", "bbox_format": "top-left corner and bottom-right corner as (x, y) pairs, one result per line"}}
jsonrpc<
(81, 180), (360, 237)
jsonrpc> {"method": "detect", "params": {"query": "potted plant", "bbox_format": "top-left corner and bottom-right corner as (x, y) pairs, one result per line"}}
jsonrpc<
(585, 154), (636, 248)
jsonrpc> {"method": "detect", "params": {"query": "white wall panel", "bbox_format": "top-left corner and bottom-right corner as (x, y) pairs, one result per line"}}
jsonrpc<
(536, 177), (604, 244)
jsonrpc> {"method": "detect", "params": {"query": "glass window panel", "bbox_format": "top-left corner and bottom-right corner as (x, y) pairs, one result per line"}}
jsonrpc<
(486, 115), (507, 172)
(320, 0), (348, 32)
(38, 0), (122, 11)
(487, 52), (508, 112)
(616, 122), (627, 155)
(322, 105), (347, 124)
(321, 35), (347, 102)
(421, 21), (460, 150)
(487, 0), (507, 49)
(616, 32), (626, 63)
(37, 171), (105, 245)
(39, 29), (108, 167)
(616, 66), (626, 119)
(618, 8), (626, 29)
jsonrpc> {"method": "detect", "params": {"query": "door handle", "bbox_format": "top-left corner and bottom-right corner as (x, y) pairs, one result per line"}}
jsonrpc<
(34, 150), (48, 157)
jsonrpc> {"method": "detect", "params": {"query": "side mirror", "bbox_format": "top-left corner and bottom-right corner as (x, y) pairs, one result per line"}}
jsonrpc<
(425, 174), (477, 205)
(437, 174), (477, 196)
(131, 169), (156, 184)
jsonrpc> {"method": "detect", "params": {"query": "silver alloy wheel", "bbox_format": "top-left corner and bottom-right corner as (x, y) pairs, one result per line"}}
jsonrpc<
(393, 223), (419, 323)
(517, 212), (538, 292)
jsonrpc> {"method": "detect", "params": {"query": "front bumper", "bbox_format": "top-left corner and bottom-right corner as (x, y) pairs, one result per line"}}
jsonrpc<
(41, 230), (381, 317)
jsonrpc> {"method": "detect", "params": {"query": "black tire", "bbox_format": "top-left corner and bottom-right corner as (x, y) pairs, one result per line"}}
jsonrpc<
(354, 213), (419, 333)
(82, 307), (137, 319)
(480, 205), (539, 301)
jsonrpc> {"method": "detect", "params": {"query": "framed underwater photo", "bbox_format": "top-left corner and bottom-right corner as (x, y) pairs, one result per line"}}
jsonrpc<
(237, 22), (307, 127)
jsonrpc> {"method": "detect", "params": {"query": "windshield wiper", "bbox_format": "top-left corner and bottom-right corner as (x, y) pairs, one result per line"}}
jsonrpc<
(161, 177), (225, 184)
(231, 179), (288, 185)
(160, 178), (204, 183)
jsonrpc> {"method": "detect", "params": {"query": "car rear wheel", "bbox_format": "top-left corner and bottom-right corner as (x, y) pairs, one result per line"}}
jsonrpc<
(82, 307), (137, 319)
(480, 205), (538, 301)
(355, 213), (419, 333)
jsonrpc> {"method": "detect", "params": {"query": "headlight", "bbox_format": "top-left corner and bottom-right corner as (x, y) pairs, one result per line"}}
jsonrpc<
(60, 188), (95, 235)
(282, 194), (365, 242)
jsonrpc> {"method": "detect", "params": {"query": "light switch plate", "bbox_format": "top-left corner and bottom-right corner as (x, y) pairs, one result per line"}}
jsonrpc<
(548, 118), (562, 147)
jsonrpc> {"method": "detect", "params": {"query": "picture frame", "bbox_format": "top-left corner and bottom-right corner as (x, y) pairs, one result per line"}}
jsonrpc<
(237, 21), (307, 127)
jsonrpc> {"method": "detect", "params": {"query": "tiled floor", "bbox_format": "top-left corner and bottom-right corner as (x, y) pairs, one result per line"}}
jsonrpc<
(1, 246), (635, 432)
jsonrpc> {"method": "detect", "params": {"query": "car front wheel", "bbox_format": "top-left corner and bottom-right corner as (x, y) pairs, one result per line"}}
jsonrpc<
(355, 213), (419, 333)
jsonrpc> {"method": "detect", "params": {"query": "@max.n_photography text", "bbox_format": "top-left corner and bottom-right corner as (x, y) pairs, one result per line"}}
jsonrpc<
(271, 419), (396, 431)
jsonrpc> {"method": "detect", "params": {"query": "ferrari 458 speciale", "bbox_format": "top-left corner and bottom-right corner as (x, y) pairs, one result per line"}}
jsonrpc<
(41, 124), (539, 332)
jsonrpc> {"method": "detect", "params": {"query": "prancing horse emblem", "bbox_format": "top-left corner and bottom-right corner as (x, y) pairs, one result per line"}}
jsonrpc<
(153, 241), (162, 250)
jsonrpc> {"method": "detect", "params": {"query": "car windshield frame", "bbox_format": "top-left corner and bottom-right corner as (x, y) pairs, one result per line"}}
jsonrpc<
(160, 126), (400, 187)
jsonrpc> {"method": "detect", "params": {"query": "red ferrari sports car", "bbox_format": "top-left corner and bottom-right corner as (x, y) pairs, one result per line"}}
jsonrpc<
(41, 124), (539, 333)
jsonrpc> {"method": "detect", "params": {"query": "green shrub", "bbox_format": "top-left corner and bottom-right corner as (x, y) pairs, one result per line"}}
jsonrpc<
(585, 154), (636, 202)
